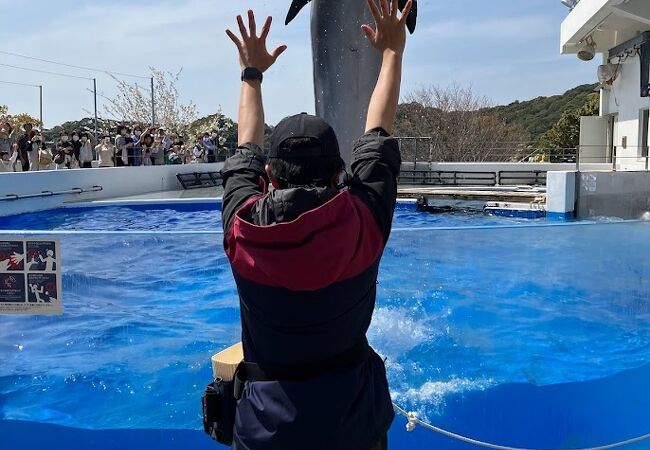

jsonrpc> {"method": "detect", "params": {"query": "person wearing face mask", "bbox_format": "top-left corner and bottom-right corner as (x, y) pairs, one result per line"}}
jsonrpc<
(70, 132), (82, 162)
(115, 126), (130, 167)
(57, 131), (73, 152)
(79, 133), (94, 168)
(29, 132), (43, 171)
(139, 132), (155, 166)
(201, 132), (216, 163)
(0, 151), (19, 172)
(96, 135), (115, 168)
(131, 126), (143, 166)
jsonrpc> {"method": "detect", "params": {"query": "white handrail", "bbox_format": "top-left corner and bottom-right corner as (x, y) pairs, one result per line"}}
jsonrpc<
(393, 403), (649, 450)
(0, 186), (103, 202)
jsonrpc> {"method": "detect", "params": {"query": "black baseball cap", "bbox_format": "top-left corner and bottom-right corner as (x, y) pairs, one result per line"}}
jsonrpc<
(269, 113), (339, 159)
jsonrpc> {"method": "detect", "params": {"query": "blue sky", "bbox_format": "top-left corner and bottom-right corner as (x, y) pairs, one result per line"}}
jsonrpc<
(0, 0), (599, 127)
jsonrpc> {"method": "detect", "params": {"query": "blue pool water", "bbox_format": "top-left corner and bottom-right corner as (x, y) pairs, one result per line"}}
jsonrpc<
(0, 200), (548, 231)
(1, 204), (649, 450)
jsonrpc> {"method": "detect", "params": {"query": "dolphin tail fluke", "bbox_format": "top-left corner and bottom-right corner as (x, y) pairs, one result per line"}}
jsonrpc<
(286, 0), (312, 25)
(399, 0), (418, 34)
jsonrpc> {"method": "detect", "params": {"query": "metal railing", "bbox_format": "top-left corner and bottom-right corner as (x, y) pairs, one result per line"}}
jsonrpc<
(398, 170), (547, 187)
(0, 186), (103, 202)
(394, 140), (650, 173)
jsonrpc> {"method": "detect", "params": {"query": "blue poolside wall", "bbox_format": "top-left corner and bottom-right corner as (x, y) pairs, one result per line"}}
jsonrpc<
(2, 363), (648, 450)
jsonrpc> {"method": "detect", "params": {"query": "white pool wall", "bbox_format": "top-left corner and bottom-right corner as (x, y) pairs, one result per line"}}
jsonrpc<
(0, 163), (224, 217)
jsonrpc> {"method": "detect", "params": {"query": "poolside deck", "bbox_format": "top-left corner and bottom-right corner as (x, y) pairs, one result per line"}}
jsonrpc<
(87, 186), (545, 205)
(397, 186), (546, 203)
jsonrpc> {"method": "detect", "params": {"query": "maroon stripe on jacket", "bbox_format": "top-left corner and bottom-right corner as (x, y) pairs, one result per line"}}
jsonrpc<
(225, 191), (384, 292)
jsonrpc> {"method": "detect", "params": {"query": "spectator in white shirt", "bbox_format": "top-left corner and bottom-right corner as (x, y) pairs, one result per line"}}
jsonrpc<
(95, 135), (115, 168)
(0, 151), (18, 172)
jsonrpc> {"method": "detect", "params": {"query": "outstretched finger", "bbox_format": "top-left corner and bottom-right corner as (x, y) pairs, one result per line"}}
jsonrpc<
(399, 0), (413, 24)
(271, 45), (288, 61)
(248, 10), (257, 38)
(225, 29), (242, 49)
(390, 0), (398, 16)
(360, 24), (376, 43)
(366, 0), (381, 22)
(260, 16), (272, 41)
(237, 15), (249, 40)
(380, 0), (390, 17)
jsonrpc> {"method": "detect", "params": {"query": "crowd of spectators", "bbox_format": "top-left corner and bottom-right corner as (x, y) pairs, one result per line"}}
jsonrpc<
(0, 122), (226, 173)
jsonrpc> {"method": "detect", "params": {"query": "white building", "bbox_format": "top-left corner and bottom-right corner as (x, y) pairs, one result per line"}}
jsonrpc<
(561, 0), (650, 169)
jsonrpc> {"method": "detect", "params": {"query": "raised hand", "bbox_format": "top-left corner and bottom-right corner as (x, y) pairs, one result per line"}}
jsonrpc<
(226, 10), (287, 73)
(361, 0), (413, 56)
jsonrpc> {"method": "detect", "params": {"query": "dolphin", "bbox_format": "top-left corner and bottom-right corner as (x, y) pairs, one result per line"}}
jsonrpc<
(286, 0), (418, 164)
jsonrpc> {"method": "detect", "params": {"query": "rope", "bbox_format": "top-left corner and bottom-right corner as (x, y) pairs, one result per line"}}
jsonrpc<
(392, 403), (650, 450)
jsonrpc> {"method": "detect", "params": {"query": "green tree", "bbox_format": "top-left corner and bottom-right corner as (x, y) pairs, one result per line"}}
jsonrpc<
(537, 93), (600, 161)
(0, 104), (42, 134)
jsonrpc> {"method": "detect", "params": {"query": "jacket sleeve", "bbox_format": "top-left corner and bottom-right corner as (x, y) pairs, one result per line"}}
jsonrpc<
(221, 143), (268, 233)
(349, 128), (401, 242)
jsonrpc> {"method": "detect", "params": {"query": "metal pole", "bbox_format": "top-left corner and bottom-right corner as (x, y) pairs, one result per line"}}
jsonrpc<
(38, 85), (43, 128)
(150, 76), (155, 127)
(413, 138), (418, 170)
(93, 78), (98, 143)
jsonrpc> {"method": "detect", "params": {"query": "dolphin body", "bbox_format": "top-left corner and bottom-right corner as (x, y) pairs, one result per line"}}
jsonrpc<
(286, 0), (417, 164)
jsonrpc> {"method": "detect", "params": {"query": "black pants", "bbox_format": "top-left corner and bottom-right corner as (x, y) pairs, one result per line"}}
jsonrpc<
(81, 162), (92, 169)
(231, 435), (387, 450)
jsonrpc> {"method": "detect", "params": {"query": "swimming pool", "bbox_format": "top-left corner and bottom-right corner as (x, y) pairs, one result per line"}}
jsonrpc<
(0, 204), (649, 450)
(0, 200), (548, 232)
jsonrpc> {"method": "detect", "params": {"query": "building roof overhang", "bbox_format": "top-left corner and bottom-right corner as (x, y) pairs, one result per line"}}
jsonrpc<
(561, 0), (650, 55)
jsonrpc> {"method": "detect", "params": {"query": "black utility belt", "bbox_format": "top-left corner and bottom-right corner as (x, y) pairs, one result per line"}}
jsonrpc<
(202, 340), (371, 446)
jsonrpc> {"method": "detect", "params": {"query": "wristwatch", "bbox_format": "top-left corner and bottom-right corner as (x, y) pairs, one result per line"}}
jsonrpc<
(241, 67), (263, 83)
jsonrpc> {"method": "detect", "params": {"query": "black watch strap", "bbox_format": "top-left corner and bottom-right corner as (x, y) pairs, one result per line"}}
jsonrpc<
(241, 67), (263, 83)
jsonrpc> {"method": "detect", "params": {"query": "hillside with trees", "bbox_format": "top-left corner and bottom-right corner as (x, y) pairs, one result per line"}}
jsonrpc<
(488, 83), (598, 143)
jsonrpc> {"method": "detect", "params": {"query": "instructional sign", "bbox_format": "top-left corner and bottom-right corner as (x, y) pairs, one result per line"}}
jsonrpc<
(0, 239), (62, 315)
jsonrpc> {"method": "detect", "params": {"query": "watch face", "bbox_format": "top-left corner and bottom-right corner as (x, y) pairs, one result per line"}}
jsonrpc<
(242, 68), (263, 81)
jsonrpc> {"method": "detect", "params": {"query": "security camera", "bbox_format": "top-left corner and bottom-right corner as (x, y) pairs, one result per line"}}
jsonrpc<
(561, 0), (577, 9)
(578, 37), (596, 61)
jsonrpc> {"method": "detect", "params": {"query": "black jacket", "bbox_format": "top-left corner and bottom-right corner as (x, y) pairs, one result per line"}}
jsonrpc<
(221, 128), (401, 450)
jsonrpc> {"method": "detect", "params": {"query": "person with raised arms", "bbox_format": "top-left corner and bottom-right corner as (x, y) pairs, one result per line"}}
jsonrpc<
(219, 1), (412, 448)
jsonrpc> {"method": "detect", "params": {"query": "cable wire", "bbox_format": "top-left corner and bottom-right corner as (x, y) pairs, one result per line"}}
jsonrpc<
(393, 403), (650, 450)
(0, 50), (149, 80)
(0, 63), (93, 81)
(0, 79), (41, 88)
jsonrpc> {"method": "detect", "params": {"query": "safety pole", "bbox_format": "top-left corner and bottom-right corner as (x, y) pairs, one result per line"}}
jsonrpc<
(150, 76), (155, 127)
(93, 78), (99, 144)
(38, 85), (43, 128)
